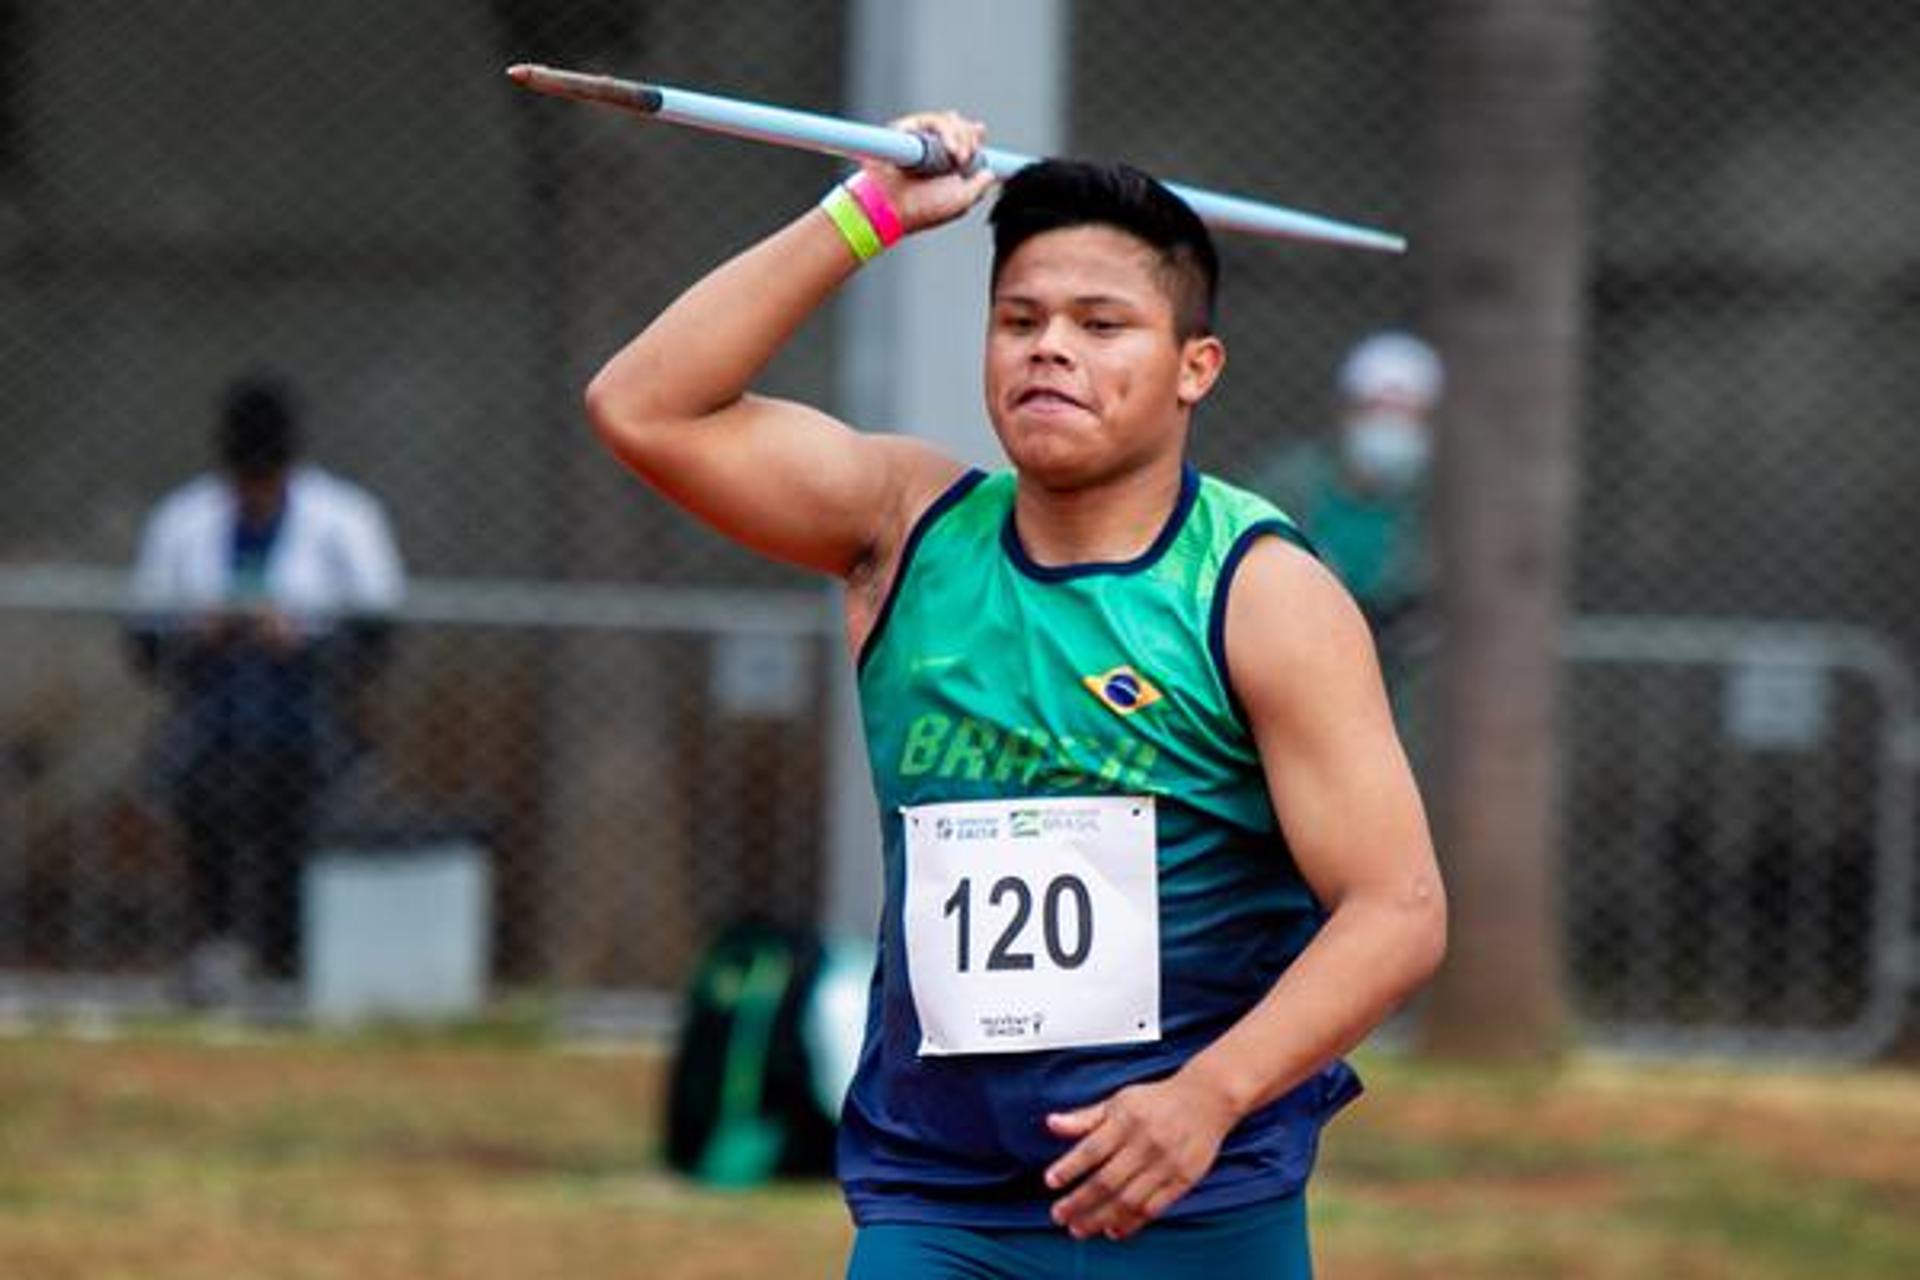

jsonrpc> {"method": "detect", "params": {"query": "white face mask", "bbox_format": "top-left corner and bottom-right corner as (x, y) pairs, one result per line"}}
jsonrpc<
(1340, 413), (1431, 492)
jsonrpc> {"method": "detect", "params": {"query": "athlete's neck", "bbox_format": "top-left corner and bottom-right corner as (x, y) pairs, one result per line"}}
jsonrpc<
(1011, 460), (1187, 568)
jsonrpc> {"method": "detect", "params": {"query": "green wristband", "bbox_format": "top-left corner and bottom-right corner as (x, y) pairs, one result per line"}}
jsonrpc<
(820, 183), (885, 263)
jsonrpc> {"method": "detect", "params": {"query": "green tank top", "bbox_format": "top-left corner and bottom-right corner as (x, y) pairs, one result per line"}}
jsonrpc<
(840, 463), (1362, 1228)
(861, 466), (1306, 830)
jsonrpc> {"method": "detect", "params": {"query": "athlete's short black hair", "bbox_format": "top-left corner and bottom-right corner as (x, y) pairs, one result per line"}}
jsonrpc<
(989, 159), (1219, 339)
(216, 373), (300, 478)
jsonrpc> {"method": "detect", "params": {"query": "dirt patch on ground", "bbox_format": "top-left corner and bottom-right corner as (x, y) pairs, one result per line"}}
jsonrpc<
(1347, 1167), (1630, 1213)
(5, 1034), (1917, 1280)
(1348, 1060), (1920, 1205)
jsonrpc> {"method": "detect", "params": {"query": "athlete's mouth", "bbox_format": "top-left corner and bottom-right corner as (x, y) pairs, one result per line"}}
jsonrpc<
(1014, 386), (1089, 412)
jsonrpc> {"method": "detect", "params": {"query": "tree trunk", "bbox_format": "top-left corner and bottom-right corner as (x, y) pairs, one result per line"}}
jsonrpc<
(1417, 0), (1598, 1060)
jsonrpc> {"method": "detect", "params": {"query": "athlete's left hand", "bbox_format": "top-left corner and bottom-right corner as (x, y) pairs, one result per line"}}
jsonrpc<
(1043, 1073), (1241, 1241)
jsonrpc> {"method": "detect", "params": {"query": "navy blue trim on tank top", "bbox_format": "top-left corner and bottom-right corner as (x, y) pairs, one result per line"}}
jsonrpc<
(1207, 518), (1318, 728)
(1001, 463), (1200, 582)
(856, 469), (987, 673)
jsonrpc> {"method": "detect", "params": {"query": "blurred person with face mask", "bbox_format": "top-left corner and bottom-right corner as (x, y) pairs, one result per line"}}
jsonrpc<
(1255, 331), (1444, 645)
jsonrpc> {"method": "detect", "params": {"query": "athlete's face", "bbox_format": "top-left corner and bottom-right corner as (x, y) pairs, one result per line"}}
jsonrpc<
(985, 226), (1224, 490)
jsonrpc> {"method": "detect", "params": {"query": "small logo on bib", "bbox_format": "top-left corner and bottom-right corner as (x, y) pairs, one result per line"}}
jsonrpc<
(1082, 665), (1163, 717)
(934, 814), (1000, 842)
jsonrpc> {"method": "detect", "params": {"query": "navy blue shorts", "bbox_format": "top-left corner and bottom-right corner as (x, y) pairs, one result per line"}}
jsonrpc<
(846, 1193), (1312, 1280)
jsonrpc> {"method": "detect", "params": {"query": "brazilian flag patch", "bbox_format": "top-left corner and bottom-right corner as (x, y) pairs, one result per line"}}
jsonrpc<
(1082, 665), (1164, 717)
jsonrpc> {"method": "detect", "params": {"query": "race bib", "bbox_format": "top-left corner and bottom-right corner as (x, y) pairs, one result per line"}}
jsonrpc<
(901, 795), (1160, 1056)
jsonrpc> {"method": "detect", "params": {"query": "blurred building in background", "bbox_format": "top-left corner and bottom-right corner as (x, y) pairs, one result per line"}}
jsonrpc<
(0, 1), (1914, 1054)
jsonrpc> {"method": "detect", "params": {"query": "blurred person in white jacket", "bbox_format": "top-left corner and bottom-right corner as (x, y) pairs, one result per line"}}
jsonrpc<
(128, 373), (405, 1000)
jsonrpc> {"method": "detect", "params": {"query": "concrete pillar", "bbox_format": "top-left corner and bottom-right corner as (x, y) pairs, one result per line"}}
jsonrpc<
(820, 0), (1066, 940)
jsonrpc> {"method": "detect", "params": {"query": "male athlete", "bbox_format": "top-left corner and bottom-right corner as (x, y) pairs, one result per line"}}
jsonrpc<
(584, 114), (1446, 1278)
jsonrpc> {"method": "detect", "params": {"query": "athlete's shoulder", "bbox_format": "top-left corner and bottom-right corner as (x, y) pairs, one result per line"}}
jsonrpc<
(1217, 528), (1371, 723)
(1194, 468), (1304, 532)
(1180, 470), (1315, 574)
(894, 457), (1008, 546)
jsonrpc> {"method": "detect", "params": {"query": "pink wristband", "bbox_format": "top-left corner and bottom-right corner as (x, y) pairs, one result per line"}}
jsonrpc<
(846, 172), (905, 247)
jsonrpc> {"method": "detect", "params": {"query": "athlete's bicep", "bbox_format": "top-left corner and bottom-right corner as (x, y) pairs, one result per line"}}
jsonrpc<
(1223, 538), (1438, 909)
(590, 390), (960, 579)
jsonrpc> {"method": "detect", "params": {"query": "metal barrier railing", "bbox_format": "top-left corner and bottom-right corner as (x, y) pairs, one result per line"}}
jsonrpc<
(2, 569), (1915, 1056)
(0, 565), (838, 1028)
(1561, 616), (1917, 1060)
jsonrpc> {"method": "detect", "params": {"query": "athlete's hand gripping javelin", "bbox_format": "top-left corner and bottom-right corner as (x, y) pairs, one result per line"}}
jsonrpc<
(858, 111), (999, 235)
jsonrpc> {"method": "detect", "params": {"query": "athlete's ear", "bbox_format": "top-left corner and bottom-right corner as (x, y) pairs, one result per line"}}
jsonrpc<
(1176, 334), (1226, 409)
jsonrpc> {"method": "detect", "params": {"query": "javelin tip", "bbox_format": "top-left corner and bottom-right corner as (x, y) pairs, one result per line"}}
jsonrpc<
(506, 63), (664, 114)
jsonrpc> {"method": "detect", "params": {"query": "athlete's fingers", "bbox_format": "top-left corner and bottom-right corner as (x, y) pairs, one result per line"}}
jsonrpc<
(1046, 1103), (1105, 1141)
(921, 112), (985, 172)
(1073, 1164), (1165, 1242)
(1140, 1179), (1188, 1222)
(960, 165), (998, 204)
(881, 111), (985, 174)
(1049, 1142), (1153, 1235)
(1043, 1104), (1112, 1191)
(1044, 1129), (1122, 1206)
(858, 110), (994, 233)
(1100, 1172), (1193, 1241)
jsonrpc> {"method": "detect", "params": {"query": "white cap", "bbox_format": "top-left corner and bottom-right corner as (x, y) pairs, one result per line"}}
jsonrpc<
(1336, 331), (1445, 407)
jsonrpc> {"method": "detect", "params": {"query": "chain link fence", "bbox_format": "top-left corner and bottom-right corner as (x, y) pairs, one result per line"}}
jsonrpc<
(1565, 0), (1920, 1056)
(1, 2), (1915, 1053)
(1, 0), (850, 1022)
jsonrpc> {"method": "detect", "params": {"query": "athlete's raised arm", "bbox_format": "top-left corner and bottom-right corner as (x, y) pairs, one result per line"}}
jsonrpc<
(583, 112), (997, 581)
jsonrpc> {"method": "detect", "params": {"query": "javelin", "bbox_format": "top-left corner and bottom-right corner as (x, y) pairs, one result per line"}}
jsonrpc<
(506, 65), (1407, 255)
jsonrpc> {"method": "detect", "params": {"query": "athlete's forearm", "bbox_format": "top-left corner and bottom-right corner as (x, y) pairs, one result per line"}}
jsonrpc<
(585, 204), (859, 436)
(1177, 881), (1447, 1118)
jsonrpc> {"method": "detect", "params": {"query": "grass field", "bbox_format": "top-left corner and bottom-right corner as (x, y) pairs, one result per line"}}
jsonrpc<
(1, 1024), (1916, 1279)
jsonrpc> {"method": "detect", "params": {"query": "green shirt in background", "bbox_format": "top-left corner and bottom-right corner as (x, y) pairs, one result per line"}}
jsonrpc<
(1252, 442), (1430, 628)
